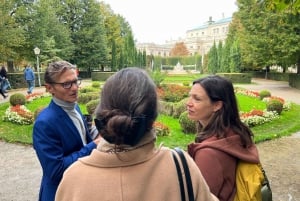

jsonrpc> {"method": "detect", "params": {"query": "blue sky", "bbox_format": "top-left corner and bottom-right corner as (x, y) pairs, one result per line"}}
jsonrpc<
(102, 0), (238, 44)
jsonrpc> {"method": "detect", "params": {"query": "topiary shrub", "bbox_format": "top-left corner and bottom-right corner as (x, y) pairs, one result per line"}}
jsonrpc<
(182, 81), (190, 86)
(172, 98), (188, 118)
(79, 87), (98, 93)
(158, 100), (173, 116)
(78, 92), (99, 104)
(9, 93), (26, 106)
(91, 81), (101, 88)
(159, 84), (189, 102)
(178, 111), (197, 134)
(266, 99), (283, 115)
(86, 99), (100, 115)
(259, 90), (271, 100)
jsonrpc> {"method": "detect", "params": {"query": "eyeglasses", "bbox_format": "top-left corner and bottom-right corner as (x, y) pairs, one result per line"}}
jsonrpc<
(50, 79), (81, 89)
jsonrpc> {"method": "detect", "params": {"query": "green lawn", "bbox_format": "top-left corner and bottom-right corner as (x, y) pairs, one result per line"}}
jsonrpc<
(1, 78), (300, 147)
(156, 103), (300, 149)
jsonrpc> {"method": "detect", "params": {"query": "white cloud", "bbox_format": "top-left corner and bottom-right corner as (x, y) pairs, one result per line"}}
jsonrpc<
(102, 0), (238, 44)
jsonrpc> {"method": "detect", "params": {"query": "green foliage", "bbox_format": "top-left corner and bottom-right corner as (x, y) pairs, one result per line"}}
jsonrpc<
(182, 81), (190, 86)
(69, 0), (108, 70)
(264, 0), (300, 15)
(162, 74), (201, 83)
(259, 90), (271, 100)
(156, 114), (195, 149)
(252, 103), (300, 142)
(229, 40), (242, 72)
(77, 92), (99, 104)
(233, 0), (300, 70)
(158, 98), (187, 118)
(266, 99), (283, 115)
(79, 86), (99, 93)
(218, 73), (251, 83)
(220, 40), (231, 72)
(0, 0), (25, 61)
(207, 41), (218, 73)
(86, 99), (100, 115)
(0, 0), (140, 72)
(91, 81), (101, 88)
(178, 111), (197, 134)
(0, 82), (300, 148)
(236, 94), (266, 112)
(9, 93), (26, 106)
(158, 84), (189, 102)
(149, 70), (166, 87)
(172, 98), (188, 118)
(32, 0), (74, 61)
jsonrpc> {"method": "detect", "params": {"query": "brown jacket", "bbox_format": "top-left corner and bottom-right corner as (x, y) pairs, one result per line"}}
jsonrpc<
(55, 142), (218, 201)
(188, 131), (260, 201)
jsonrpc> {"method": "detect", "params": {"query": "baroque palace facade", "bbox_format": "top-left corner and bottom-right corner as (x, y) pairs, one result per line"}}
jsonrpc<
(136, 16), (232, 57)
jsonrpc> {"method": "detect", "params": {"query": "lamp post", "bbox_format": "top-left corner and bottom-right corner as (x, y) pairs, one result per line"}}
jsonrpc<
(34, 47), (41, 87)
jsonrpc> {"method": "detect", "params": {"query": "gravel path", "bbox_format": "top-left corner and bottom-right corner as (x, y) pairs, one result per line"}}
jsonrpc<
(0, 78), (299, 201)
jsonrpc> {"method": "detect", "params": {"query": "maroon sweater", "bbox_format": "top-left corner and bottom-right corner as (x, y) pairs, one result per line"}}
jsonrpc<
(188, 131), (260, 201)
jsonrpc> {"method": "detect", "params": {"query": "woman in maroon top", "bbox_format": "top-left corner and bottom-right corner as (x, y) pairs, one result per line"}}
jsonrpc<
(187, 75), (260, 201)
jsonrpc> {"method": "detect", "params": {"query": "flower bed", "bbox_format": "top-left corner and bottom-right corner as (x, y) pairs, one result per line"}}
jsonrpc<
(3, 105), (34, 125)
(240, 109), (279, 127)
(236, 88), (291, 127)
(153, 121), (170, 136)
(2, 92), (50, 125)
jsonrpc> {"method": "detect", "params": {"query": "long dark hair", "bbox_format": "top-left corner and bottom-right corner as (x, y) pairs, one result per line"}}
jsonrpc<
(193, 75), (253, 147)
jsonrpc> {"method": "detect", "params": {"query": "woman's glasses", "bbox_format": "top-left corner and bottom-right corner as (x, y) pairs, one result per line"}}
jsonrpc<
(50, 79), (81, 89)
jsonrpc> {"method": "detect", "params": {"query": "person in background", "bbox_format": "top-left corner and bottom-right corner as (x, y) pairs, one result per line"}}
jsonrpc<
(0, 65), (10, 93)
(33, 61), (101, 201)
(0, 78), (7, 99)
(186, 75), (260, 201)
(55, 67), (218, 201)
(24, 65), (35, 94)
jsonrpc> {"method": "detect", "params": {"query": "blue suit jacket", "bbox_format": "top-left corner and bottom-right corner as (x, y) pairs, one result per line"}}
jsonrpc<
(33, 100), (96, 201)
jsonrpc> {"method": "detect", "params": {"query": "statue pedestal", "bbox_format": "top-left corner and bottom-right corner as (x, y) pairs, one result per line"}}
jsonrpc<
(169, 62), (186, 74)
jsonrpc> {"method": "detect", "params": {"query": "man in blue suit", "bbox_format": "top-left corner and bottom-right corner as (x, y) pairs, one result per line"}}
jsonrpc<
(33, 61), (101, 201)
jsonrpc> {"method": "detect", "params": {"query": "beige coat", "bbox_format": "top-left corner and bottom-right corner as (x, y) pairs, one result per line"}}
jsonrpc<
(55, 142), (218, 201)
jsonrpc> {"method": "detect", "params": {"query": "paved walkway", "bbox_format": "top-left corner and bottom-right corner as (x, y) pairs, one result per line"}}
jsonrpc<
(235, 78), (300, 104)
(0, 78), (300, 201)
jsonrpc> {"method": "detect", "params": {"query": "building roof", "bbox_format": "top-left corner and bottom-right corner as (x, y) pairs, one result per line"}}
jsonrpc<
(187, 17), (232, 32)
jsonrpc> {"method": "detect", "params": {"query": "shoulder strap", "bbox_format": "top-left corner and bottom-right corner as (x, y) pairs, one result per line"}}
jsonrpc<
(173, 147), (195, 201)
(172, 151), (185, 201)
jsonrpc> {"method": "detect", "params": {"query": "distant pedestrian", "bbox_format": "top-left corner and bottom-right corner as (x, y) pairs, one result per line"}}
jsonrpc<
(24, 65), (35, 94)
(0, 80), (7, 99)
(0, 65), (10, 93)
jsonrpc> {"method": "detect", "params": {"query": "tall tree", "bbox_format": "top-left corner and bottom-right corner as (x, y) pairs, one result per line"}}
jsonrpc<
(70, 0), (108, 71)
(229, 40), (242, 72)
(263, 0), (300, 14)
(32, 0), (74, 64)
(207, 41), (218, 74)
(100, 3), (137, 71)
(236, 0), (300, 72)
(170, 42), (190, 56)
(217, 41), (223, 72)
(0, 0), (26, 67)
(220, 40), (231, 72)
